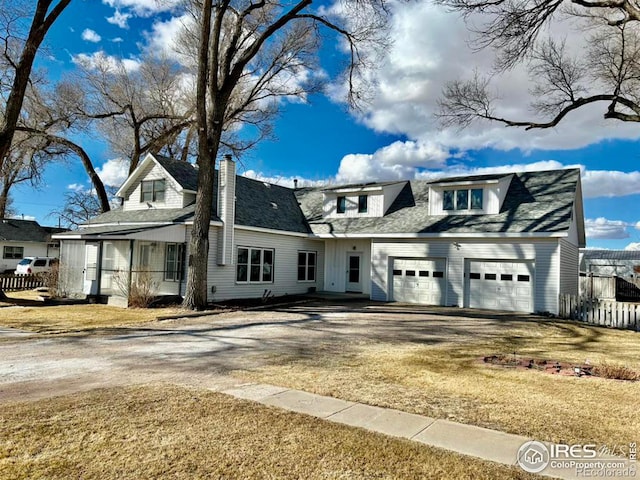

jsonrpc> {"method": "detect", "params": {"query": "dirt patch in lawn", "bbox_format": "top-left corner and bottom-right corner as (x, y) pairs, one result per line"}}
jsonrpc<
(0, 384), (536, 480)
(237, 316), (640, 447)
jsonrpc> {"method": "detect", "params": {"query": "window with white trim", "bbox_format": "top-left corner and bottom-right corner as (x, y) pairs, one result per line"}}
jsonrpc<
(237, 247), (274, 283)
(443, 188), (483, 211)
(141, 179), (166, 202)
(3, 246), (23, 259)
(297, 251), (316, 282)
(165, 243), (185, 281)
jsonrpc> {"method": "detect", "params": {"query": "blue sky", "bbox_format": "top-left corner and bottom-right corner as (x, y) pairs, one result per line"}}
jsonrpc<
(10, 0), (640, 250)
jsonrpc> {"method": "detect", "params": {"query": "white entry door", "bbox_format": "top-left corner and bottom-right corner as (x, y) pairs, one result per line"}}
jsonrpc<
(83, 243), (99, 295)
(346, 253), (363, 292)
(466, 260), (534, 312)
(392, 258), (446, 305)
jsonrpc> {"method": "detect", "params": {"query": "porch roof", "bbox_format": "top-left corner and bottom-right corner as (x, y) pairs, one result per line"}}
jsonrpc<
(53, 224), (187, 242)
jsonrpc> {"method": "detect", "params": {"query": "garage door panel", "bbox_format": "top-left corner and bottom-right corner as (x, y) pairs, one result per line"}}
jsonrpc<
(392, 258), (446, 306)
(467, 260), (534, 313)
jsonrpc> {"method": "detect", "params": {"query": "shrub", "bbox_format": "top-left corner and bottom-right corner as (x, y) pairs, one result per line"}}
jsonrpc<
(593, 362), (640, 381)
(111, 268), (158, 308)
(41, 262), (60, 298)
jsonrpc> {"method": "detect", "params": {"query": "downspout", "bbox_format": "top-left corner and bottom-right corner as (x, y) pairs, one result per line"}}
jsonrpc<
(179, 226), (187, 297)
(96, 242), (103, 296)
(127, 239), (134, 303)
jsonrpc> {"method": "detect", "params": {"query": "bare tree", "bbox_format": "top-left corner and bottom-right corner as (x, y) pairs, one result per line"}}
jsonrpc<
(76, 54), (196, 174)
(0, 0), (72, 171)
(51, 186), (118, 228)
(183, 0), (391, 309)
(437, 0), (640, 129)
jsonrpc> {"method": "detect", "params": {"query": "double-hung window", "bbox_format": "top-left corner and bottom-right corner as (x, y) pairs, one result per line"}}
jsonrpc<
(297, 251), (316, 282)
(237, 247), (274, 283)
(336, 196), (346, 214)
(3, 246), (23, 259)
(141, 179), (166, 202)
(358, 195), (368, 213)
(165, 243), (185, 281)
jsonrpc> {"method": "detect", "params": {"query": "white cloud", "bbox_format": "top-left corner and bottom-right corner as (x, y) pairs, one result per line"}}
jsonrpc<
(331, 1), (640, 156)
(585, 218), (631, 239)
(102, 0), (181, 16)
(96, 158), (129, 187)
(67, 183), (87, 192)
(82, 29), (101, 43)
(242, 170), (325, 188)
(144, 13), (192, 63)
(625, 242), (640, 250)
(335, 140), (448, 183)
(111, 37), (124, 43)
(72, 51), (140, 73)
(581, 170), (640, 198)
(106, 9), (131, 29)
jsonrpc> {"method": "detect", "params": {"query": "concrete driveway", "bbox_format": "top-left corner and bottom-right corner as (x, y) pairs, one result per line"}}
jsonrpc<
(0, 300), (538, 403)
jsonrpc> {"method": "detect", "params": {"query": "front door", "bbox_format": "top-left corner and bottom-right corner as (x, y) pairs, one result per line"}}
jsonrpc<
(83, 243), (99, 295)
(346, 253), (362, 292)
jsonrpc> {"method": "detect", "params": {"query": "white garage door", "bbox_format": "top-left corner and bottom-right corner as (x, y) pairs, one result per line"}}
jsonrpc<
(392, 258), (446, 305)
(466, 260), (534, 312)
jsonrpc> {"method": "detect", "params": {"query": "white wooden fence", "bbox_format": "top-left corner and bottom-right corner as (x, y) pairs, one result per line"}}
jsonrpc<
(559, 294), (640, 331)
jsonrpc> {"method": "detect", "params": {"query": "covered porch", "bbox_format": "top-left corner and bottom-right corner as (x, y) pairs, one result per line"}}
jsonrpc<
(57, 224), (188, 303)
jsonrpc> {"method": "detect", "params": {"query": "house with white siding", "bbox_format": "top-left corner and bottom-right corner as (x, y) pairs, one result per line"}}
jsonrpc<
(55, 153), (585, 314)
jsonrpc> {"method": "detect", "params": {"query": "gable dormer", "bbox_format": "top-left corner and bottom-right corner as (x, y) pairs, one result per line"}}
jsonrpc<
(428, 174), (513, 216)
(321, 181), (407, 218)
(116, 153), (198, 211)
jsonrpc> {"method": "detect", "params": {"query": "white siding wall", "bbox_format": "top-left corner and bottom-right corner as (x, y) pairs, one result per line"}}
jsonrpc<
(323, 192), (384, 218)
(559, 239), (579, 295)
(0, 242), (55, 272)
(217, 159), (235, 265)
(429, 183), (503, 216)
(123, 162), (184, 211)
(371, 238), (561, 313)
(382, 183), (407, 213)
(323, 238), (371, 294)
(184, 226), (325, 302)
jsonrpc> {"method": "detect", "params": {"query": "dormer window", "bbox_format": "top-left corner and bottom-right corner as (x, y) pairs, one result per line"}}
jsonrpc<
(443, 188), (483, 211)
(337, 196), (346, 214)
(358, 195), (368, 213)
(141, 179), (165, 202)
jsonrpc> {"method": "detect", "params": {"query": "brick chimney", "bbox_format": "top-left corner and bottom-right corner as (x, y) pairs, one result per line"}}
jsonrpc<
(217, 154), (236, 265)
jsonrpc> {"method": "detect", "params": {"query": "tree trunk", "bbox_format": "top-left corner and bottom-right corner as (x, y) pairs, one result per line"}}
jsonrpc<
(0, 0), (72, 170)
(0, 181), (11, 219)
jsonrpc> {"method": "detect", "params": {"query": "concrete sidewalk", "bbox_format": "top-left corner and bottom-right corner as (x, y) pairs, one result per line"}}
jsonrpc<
(222, 383), (619, 480)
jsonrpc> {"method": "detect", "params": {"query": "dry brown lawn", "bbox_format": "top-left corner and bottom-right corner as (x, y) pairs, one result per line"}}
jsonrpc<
(0, 290), (186, 334)
(0, 384), (537, 480)
(238, 318), (640, 447)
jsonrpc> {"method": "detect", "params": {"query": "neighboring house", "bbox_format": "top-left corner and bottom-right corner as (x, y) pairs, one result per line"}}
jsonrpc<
(54, 153), (585, 314)
(0, 219), (66, 273)
(579, 249), (640, 278)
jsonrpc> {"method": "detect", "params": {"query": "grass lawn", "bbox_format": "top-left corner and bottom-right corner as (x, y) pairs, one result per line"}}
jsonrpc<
(237, 317), (640, 447)
(0, 290), (187, 334)
(0, 385), (537, 480)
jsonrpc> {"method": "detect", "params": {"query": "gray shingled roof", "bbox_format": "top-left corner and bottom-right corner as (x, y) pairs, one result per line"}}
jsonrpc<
(69, 165), (311, 234)
(296, 168), (580, 235)
(236, 176), (311, 234)
(76, 205), (199, 226)
(153, 155), (199, 191)
(0, 219), (65, 242)
(581, 249), (640, 260)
